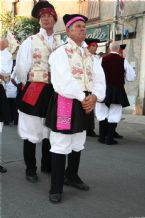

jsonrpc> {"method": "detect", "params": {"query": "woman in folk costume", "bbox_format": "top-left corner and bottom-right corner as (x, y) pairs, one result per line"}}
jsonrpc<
(0, 38), (13, 173)
(15, 0), (61, 182)
(45, 14), (106, 203)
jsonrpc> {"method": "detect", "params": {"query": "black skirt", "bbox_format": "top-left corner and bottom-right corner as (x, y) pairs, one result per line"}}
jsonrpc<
(104, 86), (130, 108)
(45, 92), (94, 134)
(0, 84), (10, 122)
(17, 82), (54, 118)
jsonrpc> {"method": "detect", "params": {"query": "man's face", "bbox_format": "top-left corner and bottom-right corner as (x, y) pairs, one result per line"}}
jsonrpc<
(0, 40), (2, 50)
(39, 13), (55, 31)
(67, 21), (86, 43)
(88, 44), (98, 55)
(0, 39), (8, 50)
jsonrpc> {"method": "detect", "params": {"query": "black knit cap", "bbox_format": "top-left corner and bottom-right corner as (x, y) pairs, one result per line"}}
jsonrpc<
(85, 38), (100, 45)
(120, 44), (126, 50)
(31, 0), (57, 20)
(63, 14), (88, 28)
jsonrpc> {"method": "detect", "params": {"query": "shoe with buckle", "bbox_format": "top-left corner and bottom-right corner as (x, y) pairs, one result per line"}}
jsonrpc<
(49, 192), (62, 203)
(0, 165), (7, 173)
(64, 175), (90, 191)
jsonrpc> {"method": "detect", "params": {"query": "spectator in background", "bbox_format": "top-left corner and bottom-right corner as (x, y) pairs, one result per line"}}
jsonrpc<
(4, 67), (19, 125)
(0, 37), (13, 126)
(0, 86), (8, 173)
(0, 78), (8, 173)
(0, 38), (13, 77)
(0, 37), (13, 173)
(96, 41), (136, 145)
(98, 52), (105, 59)
(85, 38), (101, 137)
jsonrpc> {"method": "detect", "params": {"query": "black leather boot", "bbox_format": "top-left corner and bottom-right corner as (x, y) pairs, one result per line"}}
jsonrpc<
(114, 123), (123, 139)
(0, 165), (7, 173)
(106, 123), (118, 145)
(114, 131), (123, 139)
(41, 138), (51, 173)
(23, 140), (38, 182)
(87, 130), (99, 137)
(65, 151), (89, 191)
(49, 153), (66, 203)
(98, 119), (108, 144)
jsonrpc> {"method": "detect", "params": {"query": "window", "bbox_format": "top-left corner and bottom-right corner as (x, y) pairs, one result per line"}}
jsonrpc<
(79, 0), (100, 20)
(12, 0), (19, 16)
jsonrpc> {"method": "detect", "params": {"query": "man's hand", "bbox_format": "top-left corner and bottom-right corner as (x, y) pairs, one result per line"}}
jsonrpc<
(82, 94), (97, 113)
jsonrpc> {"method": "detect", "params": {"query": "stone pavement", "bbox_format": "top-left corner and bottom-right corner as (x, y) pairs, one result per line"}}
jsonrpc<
(0, 114), (145, 218)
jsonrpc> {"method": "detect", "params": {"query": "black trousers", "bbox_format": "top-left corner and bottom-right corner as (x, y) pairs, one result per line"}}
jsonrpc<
(65, 151), (81, 180)
(50, 151), (81, 194)
(23, 138), (51, 174)
(50, 153), (66, 194)
(7, 98), (18, 124)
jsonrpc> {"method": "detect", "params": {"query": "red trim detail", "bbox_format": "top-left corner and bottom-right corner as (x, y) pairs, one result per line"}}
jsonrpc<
(38, 8), (57, 21)
(88, 42), (98, 47)
(21, 84), (24, 91)
(22, 82), (45, 106)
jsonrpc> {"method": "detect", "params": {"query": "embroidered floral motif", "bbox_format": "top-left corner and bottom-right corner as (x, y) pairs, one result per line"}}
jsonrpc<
(72, 66), (83, 75)
(65, 39), (93, 91)
(29, 72), (34, 80)
(43, 72), (48, 79)
(29, 33), (61, 83)
(33, 48), (42, 64)
(65, 48), (73, 55)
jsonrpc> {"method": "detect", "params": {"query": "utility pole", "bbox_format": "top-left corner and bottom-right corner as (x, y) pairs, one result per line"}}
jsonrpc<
(138, 15), (145, 115)
(112, 0), (119, 41)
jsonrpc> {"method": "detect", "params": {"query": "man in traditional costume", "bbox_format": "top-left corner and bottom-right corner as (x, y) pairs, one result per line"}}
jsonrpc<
(0, 80), (8, 173)
(0, 38), (13, 173)
(15, 0), (61, 182)
(86, 39), (123, 139)
(0, 81), (8, 173)
(85, 38), (100, 137)
(96, 41), (136, 145)
(45, 14), (106, 203)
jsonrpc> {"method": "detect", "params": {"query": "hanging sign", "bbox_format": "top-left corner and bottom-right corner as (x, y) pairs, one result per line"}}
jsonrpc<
(61, 24), (110, 42)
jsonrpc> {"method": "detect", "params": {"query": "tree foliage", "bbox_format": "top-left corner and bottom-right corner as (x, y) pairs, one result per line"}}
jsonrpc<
(0, 11), (14, 37)
(13, 16), (40, 43)
(0, 11), (40, 43)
